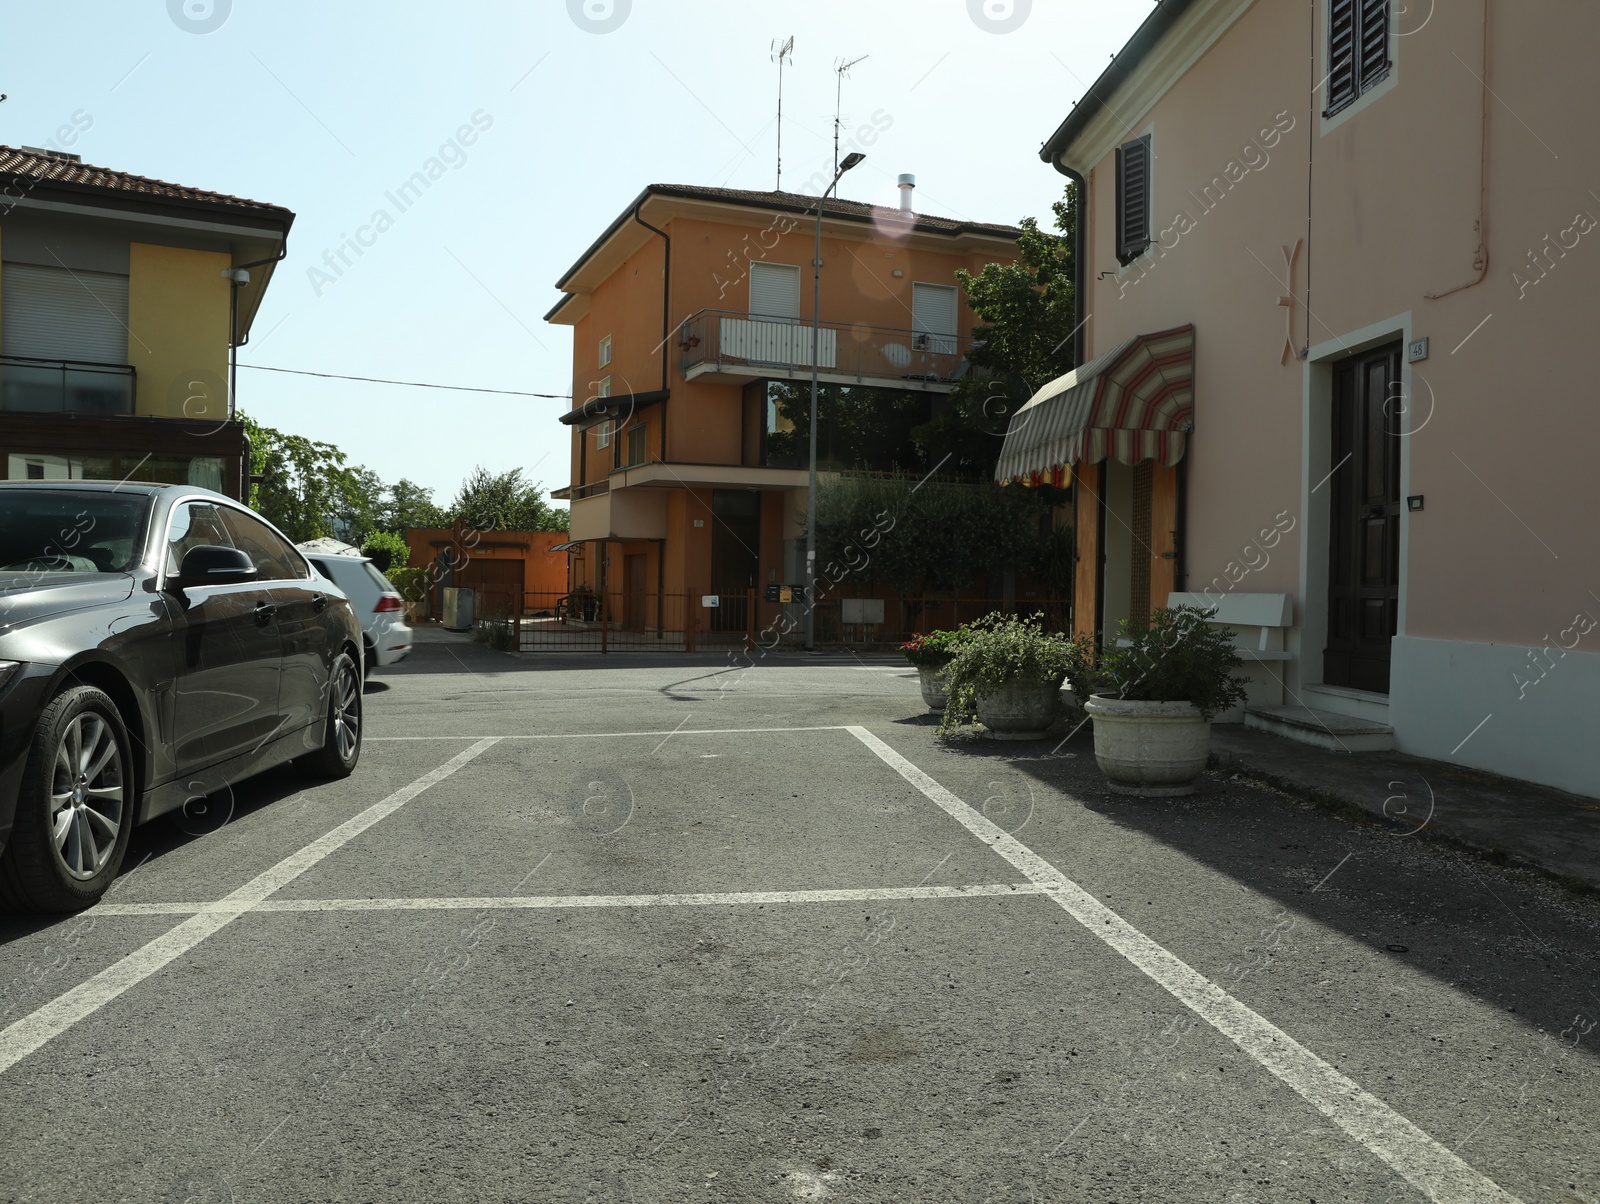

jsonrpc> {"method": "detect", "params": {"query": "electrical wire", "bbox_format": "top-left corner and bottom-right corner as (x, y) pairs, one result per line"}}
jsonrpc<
(238, 363), (571, 399)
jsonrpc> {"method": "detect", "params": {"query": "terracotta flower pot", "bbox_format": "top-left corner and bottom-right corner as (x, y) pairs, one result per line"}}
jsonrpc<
(1083, 694), (1210, 796)
(974, 677), (1062, 740)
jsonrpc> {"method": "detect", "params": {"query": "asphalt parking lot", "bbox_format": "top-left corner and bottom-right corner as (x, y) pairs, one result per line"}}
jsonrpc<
(2, 637), (1598, 1203)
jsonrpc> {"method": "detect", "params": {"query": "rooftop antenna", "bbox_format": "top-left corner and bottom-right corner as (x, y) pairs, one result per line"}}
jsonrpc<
(833, 54), (868, 177)
(771, 35), (794, 192)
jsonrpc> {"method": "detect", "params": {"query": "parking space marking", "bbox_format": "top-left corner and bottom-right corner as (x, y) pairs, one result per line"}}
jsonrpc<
(0, 739), (500, 1078)
(86, 882), (1046, 917)
(848, 726), (1523, 1204)
(368, 725), (851, 741)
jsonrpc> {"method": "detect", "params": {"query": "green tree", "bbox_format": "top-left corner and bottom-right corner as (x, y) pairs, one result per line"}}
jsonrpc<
(812, 474), (1067, 597)
(242, 411), (355, 542)
(388, 478), (449, 531)
(914, 182), (1078, 479)
(450, 466), (567, 532)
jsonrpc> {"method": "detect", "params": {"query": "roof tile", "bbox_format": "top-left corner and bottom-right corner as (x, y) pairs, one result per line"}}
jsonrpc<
(0, 144), (293, 219)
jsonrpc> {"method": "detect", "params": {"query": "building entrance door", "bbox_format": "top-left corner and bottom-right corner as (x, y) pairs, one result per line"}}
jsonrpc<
(1324, 343), (1403, 693)
(623, 553), (648, 632)
(710, 490), (760, 632)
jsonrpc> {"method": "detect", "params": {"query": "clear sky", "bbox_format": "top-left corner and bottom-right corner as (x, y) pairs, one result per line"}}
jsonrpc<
(0, 0), (1152, 511)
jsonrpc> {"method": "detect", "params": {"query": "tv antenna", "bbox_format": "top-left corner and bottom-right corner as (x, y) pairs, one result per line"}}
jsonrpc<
(771, 35), (793, 191)
(833, 55), (868, 176)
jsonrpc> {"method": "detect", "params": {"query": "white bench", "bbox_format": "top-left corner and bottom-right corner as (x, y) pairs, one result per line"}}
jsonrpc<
(1166, 592), (1295, 721)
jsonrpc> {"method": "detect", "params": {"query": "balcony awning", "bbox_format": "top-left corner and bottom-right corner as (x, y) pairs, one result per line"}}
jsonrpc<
(995, 325), (1194, 487)
(558, 389), (669, 426)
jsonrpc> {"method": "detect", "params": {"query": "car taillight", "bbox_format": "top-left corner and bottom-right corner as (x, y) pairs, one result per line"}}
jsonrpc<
(375, 594), (403, 613)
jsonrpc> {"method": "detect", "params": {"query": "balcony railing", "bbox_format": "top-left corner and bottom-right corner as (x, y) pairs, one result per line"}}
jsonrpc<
(0, 355), (135, 416)
(678, 309), (973, 386)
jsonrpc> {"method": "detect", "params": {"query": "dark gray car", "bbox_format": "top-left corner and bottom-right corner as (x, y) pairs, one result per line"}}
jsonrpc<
(0, 483), (364, 912)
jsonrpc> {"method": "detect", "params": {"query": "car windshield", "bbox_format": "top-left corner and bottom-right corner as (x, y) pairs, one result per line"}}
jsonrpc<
(0, 490), (151, 574)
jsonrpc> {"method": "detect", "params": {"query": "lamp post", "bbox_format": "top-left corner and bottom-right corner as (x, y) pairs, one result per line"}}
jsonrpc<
(803, 151), (865, 652)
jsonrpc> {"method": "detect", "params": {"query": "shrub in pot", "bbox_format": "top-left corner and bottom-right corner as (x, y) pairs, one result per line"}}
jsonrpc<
(938, 614), (1096, 740)
(900, 629), (967, 712)
(1084, 605), (1248, 796)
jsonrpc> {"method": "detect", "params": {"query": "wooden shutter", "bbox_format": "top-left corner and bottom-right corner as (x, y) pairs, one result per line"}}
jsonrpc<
(0, 264), (130, 364)
(1327, 0), (1388, 115)
(1115, 136), (1151, 266)
(1358, 0), (1391, 95)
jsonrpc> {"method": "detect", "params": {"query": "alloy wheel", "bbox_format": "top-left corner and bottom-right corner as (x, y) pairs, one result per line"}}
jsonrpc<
(333, 662), (361, 761)
(49, 712), (125, 881)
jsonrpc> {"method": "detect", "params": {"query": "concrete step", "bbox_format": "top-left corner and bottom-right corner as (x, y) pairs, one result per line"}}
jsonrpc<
(1243, 705), (1395, 752)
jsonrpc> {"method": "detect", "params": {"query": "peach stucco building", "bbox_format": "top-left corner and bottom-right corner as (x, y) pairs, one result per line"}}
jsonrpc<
(547, 183), (1018, 637)
(998, 0), (1600, 796)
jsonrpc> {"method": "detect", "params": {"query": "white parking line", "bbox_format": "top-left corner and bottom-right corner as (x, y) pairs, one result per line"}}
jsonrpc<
(368, 725), (850, 741)
(87, 882), (1046, 916)
(847, 726), (1523, 1204)
(0, 739), (500, 1078)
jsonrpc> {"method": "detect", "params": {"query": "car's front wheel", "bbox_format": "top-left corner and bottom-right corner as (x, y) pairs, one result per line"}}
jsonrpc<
(295, 651), (362, 779)
(0, 685), (134, 912)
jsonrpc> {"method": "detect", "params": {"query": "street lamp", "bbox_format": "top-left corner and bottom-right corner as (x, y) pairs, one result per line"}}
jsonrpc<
(803, 150), (865, 652)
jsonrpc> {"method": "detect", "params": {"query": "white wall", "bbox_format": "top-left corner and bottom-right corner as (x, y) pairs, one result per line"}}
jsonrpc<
(1390, 635), (1600, 798)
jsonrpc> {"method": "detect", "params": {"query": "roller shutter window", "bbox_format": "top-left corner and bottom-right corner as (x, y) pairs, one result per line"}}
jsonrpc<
(749, 262), (801, 322)
(0, 263), (130, 364)
(911, 282), (958, 355)
(1326, 0), (1390, 117)
(1115, 135), (1152, 266)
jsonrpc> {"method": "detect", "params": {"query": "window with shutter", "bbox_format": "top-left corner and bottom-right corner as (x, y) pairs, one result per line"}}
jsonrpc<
(1115, 135), (1151, 266)
(1326, 0), (1389, 117)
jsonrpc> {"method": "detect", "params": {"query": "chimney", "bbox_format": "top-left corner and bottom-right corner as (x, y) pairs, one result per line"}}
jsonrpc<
(897, 173), (916, 213)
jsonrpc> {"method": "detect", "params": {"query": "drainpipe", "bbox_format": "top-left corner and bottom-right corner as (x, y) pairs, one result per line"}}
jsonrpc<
(632, 200), (671, 461)
(226, 223), (291, 499)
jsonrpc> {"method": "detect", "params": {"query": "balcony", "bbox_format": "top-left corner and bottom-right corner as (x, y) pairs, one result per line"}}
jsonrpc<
(0, 355), (135, 416)
(677, 309), (972, 392)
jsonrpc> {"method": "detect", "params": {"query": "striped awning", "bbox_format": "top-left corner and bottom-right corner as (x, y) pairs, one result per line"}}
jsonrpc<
(994, 325), (1195, 487)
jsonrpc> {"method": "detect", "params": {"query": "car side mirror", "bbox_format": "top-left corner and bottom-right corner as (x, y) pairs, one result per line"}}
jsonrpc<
(174, 545), (258, 590)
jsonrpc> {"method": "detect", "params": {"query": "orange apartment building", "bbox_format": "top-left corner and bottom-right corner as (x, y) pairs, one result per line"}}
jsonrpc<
(546, 182), (1019, 638)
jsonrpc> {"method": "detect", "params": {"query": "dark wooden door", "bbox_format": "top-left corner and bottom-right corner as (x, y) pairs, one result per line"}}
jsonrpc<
(623, 553), (647, 632)
(710, 490), (760, 632)
(1324, 343), (1402, 692)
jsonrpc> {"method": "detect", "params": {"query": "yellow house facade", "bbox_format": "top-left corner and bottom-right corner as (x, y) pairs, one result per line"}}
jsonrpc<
(0, 146), (294, 497)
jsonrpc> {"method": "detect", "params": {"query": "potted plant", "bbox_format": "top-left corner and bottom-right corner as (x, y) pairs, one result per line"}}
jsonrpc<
(1083, 605), (1249, 796)
(900, 629), (966, 712)
(938, 614), (1095, 740)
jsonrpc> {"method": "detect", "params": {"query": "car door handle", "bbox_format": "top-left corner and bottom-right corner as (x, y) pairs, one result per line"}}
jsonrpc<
(312, 593), (328, 613)
(254, 601), (277, 626)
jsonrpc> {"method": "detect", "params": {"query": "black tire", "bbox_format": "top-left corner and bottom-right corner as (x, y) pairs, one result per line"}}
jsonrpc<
(363, 638), (376, 676)
(295, 651), (362, 779)
(0, 686), (134, 913)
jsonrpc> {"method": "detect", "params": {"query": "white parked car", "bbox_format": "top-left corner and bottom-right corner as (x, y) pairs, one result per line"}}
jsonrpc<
(300, 549), (412, 673)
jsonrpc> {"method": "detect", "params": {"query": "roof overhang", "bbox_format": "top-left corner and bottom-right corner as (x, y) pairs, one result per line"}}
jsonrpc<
(1039, 0), (1254, 175)
(995, 325), (1195, 486)
(545, 186), (1022, 325)
(5, 189), (293, 340)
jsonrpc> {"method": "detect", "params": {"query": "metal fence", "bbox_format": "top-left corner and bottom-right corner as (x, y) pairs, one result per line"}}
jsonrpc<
(810, 596), (1073, 646)
(516, 590), (756, 653)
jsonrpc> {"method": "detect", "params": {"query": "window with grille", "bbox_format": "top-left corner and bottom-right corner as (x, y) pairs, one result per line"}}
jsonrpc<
(599, 334), (612, 367)
(1115, 135), (1152, 266)
(1326, 0), (1391, 117)
(595, 419), (611, 449)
